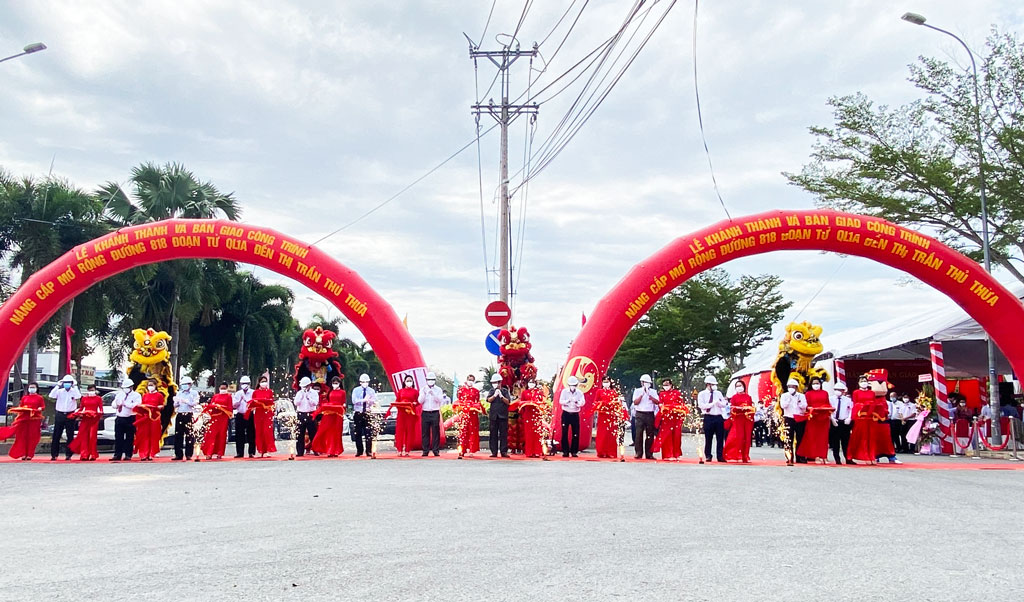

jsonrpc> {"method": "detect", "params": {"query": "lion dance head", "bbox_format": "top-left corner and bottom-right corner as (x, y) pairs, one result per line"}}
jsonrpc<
(300, 326), (339, 365)
(131, 328), (172, 366)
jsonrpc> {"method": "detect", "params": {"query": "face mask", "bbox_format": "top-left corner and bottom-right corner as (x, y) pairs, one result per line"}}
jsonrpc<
(710, 385), (717, 391)
(88, 390), (97, 396)
(602, 382), (610, 389)
(426, 380), (435, 386)
(220, 389), (228, 394)
(241, 384), (249, 390)
(332, 384), (340, 390)
(147, 386), (156, 392)
(466, 381), (475, 387)
(859, 382), (869, 390)
(28, 387), (36, 393)
(182, 384), (190, 392)
(528, 382), (536, 389)
(788, 387), (797, 393)
(642, 383), (649, 389)
(811, 384), (821, 390)
(903, 398), (910, 403)
(735, 386), (744, 393)
(662, 385), (671, 391)
(360, 381), (369, 387)
(123, 386), (132, 392)
(405, 381), (413, 388)
(569, 386), (576, 392)
(63, 383), (72, 390)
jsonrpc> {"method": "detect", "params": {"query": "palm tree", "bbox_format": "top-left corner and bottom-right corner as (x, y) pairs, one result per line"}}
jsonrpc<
(99, 162), (242, 376)
(221, 271), (294, 381)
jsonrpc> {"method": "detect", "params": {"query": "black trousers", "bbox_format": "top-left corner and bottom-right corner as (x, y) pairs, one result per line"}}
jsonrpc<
(352, 412), (372, 456)
(489, 417), (508, 456)
(901, 420), (916, 453)
(234, 413), (255, 457)
(753, 421), (767, 446)
(561, 412), (580, 456)
(51, 411), (76, 459)
(703, 414), (725, 462)
(174, 413), (196, 459)
(634, 411), (656, 458)
(889, 420), (901, 451)
(784, 417), (807, 462)
(830, 421), (851, 463)
(114, 416), (135, 460)
(421, 410), (441, 455)
(296, 412), (318, 456)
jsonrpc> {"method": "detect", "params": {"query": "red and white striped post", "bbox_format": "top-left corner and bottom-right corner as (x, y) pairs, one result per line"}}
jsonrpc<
(930, 342), (953, 454)
(834, 359), (847, 388)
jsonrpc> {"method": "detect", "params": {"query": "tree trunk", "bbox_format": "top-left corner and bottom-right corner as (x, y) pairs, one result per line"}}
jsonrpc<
(236, 322), (246, 382)
(216, 345), (226, 387)
(57, 299), (74, 379)
(11, 358), (25, 401)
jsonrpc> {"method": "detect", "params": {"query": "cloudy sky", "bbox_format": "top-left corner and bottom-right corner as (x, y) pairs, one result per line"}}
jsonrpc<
(3, 1), (1022, 379)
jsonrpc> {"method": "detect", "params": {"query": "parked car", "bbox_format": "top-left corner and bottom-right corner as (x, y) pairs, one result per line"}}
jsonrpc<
(345, 392), (396, 436)
(97, 391), (175, 446)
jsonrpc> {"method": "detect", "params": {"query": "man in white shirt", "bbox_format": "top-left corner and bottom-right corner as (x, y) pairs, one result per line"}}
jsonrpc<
(887, 391), (902, 455)
(48, 374), (82, 461)
(697, 375), (728, 462)
(631, 374), (659, 460)
(779, 378), (808, 465)
(419, 372), (448, 457)
(232, 375), (255, 458)
(829, 381), (853, 465)
(558, 376), (586, 457)
(173, 376), (200, 461)
(111, 377), (142, 461)
(293, 377), (320, 457)
(351, 374), (377, 457)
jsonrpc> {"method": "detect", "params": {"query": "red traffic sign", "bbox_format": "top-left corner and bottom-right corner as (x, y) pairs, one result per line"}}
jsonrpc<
(485, 300), (512, 327)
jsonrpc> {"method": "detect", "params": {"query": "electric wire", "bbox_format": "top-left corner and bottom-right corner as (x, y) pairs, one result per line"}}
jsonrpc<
(478, 0), (498, 47)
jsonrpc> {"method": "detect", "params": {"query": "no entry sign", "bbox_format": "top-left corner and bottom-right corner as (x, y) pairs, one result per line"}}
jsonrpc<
(484, 300), (511, 327)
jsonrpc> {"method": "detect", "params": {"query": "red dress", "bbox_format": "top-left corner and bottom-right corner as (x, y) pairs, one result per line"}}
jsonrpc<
(0, 394), (45, 459)
(133, 392), (165, 459)
(797, 389), (832, 461)
(311, 389), (347, 456)
(69, 395), (104, 460)
(201, 393), (233, 458)
(848, 389), (879, 462)
(656, 390), (687, 460)
(594, 388), (627, 458)
(249, 388), (278, 454)
(723, 393), (754, 462)
(455, 385), (482, 454)
(871, 398), (896, 458)
(392, 387), (420, 454)
(517, 387), (548, 457)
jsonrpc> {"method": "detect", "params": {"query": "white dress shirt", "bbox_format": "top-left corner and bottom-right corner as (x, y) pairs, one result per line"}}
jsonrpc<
(418, 385), (446, 412)
(697, 388), (728, 416)
(174, 389), (200, 414)
(293, 388), (320, 413)
(831, 392), (853, 423)
(232, 388), (253, 414)
(49, 385), (82, 413)
(559, 387), (585, 413)
(901, 402), (919, 420)
(779, 390), (807, 418)
(631, 387), (659, 412)
(352, 386), (377, 412)
(113, 389), (142, 418)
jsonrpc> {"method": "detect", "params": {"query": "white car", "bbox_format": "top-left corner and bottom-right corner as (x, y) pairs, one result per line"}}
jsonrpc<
(97, 391), (175, 445)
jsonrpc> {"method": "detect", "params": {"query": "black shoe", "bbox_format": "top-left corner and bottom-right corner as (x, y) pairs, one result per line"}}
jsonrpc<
(51, 457), (58, 461)
(355, 453), (363, 457)
(846, 459), (855, 465)
(562, 453), (569, 458)
(296, 453), (304, 457)
(634, 455), (642, 459)
(421, 452), (429, 457)
(491, 453), (498, 458)
(249, 454), (256, 458)
(501, 454), (510, 458)
(235, 455), (244, 458)
(570, 453), (578, 458)
(433, 452), (440, 456)
(645, 455), (655, 460)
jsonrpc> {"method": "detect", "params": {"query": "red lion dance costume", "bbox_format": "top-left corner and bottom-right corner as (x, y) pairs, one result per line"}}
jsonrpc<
(496, 326), (537, 389)
(292, 327), (344, 403)
(593, 386), (628, 459)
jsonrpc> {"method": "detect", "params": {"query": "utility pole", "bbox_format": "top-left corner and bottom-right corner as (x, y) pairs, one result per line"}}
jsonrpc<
(470, 42), (538, 308)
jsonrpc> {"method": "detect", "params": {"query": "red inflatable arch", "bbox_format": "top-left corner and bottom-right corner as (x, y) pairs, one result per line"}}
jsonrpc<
(554, 209), (1024, 450)
(0, 219), (427, 389)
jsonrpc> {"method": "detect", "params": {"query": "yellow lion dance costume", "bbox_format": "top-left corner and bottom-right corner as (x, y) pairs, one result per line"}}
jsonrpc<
(126, 328), (177, 433)
(770, 321), (828, 394)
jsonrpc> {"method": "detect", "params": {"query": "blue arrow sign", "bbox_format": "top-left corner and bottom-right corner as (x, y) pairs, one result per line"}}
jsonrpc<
(485, 329), (502, 356)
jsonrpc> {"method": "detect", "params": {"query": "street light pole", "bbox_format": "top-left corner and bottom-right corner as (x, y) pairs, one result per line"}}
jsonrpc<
(306, 296), (334, 323)
(0, 42), (47, 64)
(902, 12), (1002, 443)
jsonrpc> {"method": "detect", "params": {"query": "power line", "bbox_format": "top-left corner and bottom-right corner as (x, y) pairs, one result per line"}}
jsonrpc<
(478, 0), (498, 46)
(692, 0), (731, 220)
(309, 123), (498, 247)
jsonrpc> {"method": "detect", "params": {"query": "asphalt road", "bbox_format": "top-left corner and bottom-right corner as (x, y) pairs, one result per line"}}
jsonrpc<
(1, 441), (1020, 601)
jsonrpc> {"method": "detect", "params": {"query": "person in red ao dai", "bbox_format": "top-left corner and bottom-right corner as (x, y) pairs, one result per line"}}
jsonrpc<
(68, 384), (104, 461)
(558, 376), (586, 457)
(249, 375), (278, 457)
(656, 379), (686, 461)
(202, 382), (234, 460)
(723, 380), (755, 463)
(392, 374), (420, 457)
(797, 376), (832, 463)
(133, 379), (164, 461)
(593, 378), (627, 459)
(0, 381), (46, 460)
(311, 377), (346, 457)
(455, 374), (483, 458)
(517, 379), (547, 458)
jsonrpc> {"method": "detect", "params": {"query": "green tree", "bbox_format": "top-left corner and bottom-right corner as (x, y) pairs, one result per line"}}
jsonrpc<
(608, 269), (791, 391)
(99, 162), (242, 374)
(785, 28), (1024, 285)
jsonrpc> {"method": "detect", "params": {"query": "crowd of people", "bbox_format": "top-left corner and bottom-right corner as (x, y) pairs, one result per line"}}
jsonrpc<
(0, 367), (968, 465)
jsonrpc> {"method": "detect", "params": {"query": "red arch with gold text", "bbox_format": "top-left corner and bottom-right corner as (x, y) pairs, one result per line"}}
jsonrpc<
(0, 219), (426, 388)
(554, 209), (1024, 450)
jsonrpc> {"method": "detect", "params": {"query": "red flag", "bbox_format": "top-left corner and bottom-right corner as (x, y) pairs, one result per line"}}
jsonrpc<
(64, 325), (76, 375)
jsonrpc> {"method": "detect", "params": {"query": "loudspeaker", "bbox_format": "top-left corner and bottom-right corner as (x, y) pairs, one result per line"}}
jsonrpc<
(998, 381), (1016, 405)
